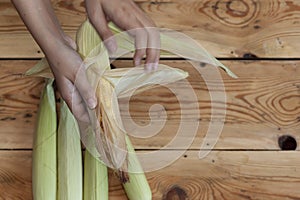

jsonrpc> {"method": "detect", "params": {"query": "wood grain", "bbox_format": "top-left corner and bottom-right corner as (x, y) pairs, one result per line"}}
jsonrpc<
(1, 150), (300, 199)
(0, 60), (299, 150)
(0, 60), (43, 149)
(1, 0), (300, 58)
(0, 151), (32, 199)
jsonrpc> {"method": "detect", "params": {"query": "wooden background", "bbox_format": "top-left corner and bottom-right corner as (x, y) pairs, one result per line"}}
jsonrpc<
(0, 0), (300, 199)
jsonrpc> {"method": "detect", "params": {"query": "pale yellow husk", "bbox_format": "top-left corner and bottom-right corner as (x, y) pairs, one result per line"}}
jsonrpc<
(57, 101), (83, 200)
(32, 78), (57, 200)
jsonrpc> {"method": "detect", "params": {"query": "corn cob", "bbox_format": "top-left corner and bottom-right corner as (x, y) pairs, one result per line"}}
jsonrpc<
(32, 79), (57, 200)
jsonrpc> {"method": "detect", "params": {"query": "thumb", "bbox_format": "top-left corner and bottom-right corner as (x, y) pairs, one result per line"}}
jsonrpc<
(88, 7), (117, 53)
(74, 65), (97, 110)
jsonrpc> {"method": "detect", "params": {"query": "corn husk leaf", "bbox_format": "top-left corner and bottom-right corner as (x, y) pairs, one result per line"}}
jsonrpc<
(25, 58), (53, 78)
(103, 65), (188, 98)
(32, 78), (56, 200)
(57, 100), (83, 200)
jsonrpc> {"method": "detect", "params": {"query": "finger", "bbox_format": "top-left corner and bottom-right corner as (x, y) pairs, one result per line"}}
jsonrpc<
(133, 29), (147, 67)
(56, 77), (89, 123)
(145, 48), (160, 71)
(74, 64), (97, 110)
(86, 3), (117, 53)
(145, 27), (160, 71)
(71, 87), (90, 123)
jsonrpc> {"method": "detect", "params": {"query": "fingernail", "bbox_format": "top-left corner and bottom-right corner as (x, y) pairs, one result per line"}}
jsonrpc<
(152, 62), (158, 70)
(87, 97), (97, 109)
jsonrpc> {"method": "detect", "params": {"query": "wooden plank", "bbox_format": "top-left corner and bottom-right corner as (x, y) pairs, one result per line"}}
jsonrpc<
(1, 60), (299, 150)
(1, 0), (300, 58)
(0, 60), (43, 149)
(115, 59), (300, 150)
(1, 150), (300, 199)
(0, 151), (32, 199)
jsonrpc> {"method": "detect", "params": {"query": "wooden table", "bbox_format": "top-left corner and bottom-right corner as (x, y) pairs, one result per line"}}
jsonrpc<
(0, 0), (299, 199)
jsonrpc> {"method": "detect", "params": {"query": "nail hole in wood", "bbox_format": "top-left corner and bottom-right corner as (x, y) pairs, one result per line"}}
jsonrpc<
(278, 135), (297, 150)
(23, 113), (32, 118)
(199, 62), (206, 67)
(163, 185), (188, 200)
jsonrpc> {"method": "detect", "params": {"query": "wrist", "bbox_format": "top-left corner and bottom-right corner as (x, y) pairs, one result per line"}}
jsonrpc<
(40, 33), (76, 57)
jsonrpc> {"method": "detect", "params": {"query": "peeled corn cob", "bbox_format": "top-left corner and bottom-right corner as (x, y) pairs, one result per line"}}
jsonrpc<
(32, 79), (57, 200)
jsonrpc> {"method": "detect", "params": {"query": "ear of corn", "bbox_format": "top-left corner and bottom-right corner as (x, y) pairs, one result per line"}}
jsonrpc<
(32, 78), (57, 200)
(123, 136), (152, 200)
(84, 150), (108, 200)
(76, 20), (128, 172)
(57, 100), (83, 200)
(76, 20), (189, 172)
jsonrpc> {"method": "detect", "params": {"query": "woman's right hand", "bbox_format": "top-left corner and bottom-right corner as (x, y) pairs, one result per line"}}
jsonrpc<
(12, 0), (97, 121)
(46, 37), (97, 122)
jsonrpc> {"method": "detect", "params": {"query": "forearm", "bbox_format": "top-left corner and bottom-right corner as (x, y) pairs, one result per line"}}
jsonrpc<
(11, 0), (68, 55)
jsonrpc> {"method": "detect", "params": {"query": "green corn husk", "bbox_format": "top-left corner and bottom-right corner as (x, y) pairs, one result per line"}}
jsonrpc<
(123, 136), (152, 200)
(57, 101), (83, 200)
(84, 150), (108, 200)
(32, 78), (57, 200)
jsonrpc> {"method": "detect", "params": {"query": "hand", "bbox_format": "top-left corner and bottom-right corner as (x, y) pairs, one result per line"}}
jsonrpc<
(12, 0), (159, 120)
(46, 36), (96, 122)
(85, 0), (160, 71)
